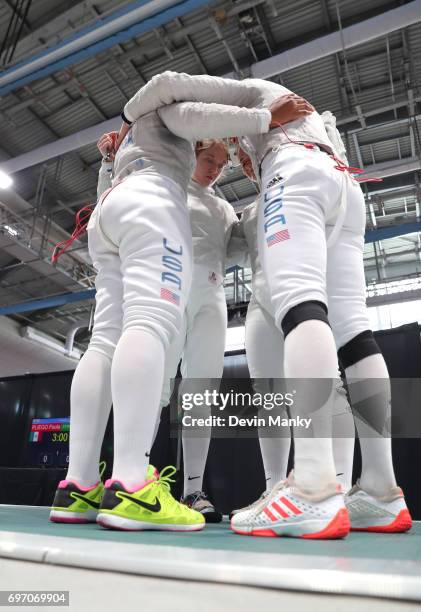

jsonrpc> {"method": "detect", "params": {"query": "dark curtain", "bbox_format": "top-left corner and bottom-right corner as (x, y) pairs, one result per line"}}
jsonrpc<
(1, 323), (420, 518)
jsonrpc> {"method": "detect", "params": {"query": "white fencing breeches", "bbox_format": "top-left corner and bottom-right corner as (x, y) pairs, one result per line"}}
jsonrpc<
(245, 294), (285, 381)
(258, 145), (370, 349)
(67, 172), (192, 487)
(160, 270), (228, 407)
(88, 172), (192, 356)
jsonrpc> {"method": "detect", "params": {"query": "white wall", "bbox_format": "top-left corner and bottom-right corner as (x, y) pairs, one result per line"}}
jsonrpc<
(368, 299), (421, 331)
(0, 317), (79, 377)
(226, 299), (421, 352)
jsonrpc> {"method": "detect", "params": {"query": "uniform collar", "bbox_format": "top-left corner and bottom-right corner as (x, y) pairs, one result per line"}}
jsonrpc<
(190, 178), (215, 196)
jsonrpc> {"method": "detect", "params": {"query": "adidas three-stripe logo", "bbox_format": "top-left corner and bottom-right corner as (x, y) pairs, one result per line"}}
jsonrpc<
(263, 497), (302, 522)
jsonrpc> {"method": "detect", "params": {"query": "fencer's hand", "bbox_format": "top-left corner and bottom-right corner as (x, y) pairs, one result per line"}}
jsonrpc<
(268, 94), (315, 128)
(97, 131), (118, 160)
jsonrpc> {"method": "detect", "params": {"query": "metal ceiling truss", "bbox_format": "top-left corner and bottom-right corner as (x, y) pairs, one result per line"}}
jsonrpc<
(1, 0), (421, 333)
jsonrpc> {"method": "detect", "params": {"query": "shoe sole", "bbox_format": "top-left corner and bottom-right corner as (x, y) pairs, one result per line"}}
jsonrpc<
(351, 509), (412, 533)
(96, 513), (205, 531)
(50, 509), (98, 524)
(231, 508), (350, 539)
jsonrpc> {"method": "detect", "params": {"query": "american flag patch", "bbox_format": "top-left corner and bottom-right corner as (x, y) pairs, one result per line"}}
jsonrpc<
(266, 229), (291, 246)
(160, 288), (180, 306)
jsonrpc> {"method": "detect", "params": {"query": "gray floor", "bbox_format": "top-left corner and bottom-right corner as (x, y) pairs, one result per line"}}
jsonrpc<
(2, 557), (421, 612)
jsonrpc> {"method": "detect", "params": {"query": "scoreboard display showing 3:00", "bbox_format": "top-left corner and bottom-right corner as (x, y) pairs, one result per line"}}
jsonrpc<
(26, 418), (70, 467)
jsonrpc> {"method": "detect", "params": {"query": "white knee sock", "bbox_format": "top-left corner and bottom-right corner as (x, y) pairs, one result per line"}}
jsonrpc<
(180, 377), (214, 496)
(66, 349), (112, 487)
(284, 319), (338, 491)
(111, 328), (165, 489)
(345, 353), (397, 495)
(182, 432), (211, 496)
(332, 384), (355, 491)
(149, 408), (162, 454)
(259, 433), (291, 490)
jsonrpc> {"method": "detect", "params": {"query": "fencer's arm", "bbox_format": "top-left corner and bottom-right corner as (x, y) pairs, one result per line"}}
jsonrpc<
(157, 101), (271, 140)
(226, 217), (251, 269)
(122, 71), (261, 124)
(97, 160), (113, 199)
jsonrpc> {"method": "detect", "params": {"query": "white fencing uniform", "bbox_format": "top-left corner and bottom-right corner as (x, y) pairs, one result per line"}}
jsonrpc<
(87, 111), (197, 358)
(235, 199), (354, 490)
(67, 100), (273, 489)
(95, 160), (238, 495)
(160, 180), (238, 495)
(259, 145), (369, 345)
(97, 159), (113, 199)
(89, 100), (271, 359)
(67, 111), (195, 487)
(122, 71), (397, 497)
(161, 180), (238, 403)
(122, 71), (333, 171)
(120, 70), (369, 345)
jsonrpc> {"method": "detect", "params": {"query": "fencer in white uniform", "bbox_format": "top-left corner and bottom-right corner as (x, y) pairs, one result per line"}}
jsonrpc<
(232, 196), (292, 504)
(229, 143), (355, 518)
(50, 95), (287, 530)
(160, 140), (238, 522)
(123, 71), (412, 537)
(95, 139), (237, 522)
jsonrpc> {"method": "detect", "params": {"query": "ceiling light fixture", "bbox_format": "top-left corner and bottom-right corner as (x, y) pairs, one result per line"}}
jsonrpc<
(0, 170), (13, 189)
(21, 326), (82, 361)
(3, 224), (18, 237)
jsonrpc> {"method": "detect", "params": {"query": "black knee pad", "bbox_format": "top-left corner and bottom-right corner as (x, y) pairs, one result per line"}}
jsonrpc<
(338, 330), (381, 369)
(281, 300), (329, 338)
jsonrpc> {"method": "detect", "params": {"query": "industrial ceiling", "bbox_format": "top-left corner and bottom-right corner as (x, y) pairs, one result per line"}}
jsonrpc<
(0, 0), (420, 358)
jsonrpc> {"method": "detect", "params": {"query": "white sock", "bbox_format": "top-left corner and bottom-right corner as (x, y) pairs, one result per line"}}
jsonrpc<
(259, 434), (291, 490)
(111, 329), (165, 489)
(345, 353), (397, 496)
(332, 384), (355, 491)
(284, 319), (338, 491)
(258, 401), (291, 489)
(181, 380), (212, 496)
(148, 408), (163, 455)
(182, 433), (211, 496)
(66, 349), (112, 488)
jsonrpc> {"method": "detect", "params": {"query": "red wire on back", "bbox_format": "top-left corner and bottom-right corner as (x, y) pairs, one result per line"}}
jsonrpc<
(271, 122), (382, 183)
(51, 204), (93, 264)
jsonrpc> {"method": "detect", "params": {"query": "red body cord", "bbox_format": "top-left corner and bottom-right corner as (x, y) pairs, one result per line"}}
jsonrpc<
(51, 204), (93, 263)
(272, 122), (382, 183)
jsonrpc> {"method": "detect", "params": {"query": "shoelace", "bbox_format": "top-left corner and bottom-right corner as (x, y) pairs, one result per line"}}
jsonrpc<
(255, 490), (270, 504)
(248, 479), (287, 518)
(154, 465), (177, 493)
(99, 461), (107, 481)
(186, 491), (208, 505)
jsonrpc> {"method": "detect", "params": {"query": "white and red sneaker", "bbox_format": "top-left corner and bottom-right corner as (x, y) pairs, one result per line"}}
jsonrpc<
(229, 490), (271, 520)
(345, 483), (412, 533)
(231, 475), (350, 539)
